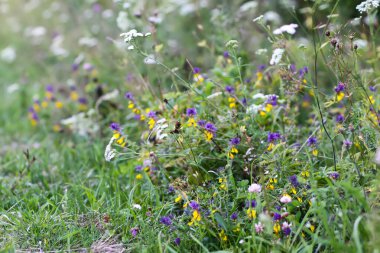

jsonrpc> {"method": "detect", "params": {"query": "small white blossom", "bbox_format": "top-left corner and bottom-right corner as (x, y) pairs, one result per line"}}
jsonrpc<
(132, 204), (142, 210)
(144, 54), (156, 65)
(0, 46), (16, 63)
(273, 23), (298, 35)
(356, 0), (380, 13)
(270, 48), (285, 65)
(252, 15), (263, 22)
(104, 137), (117, 162)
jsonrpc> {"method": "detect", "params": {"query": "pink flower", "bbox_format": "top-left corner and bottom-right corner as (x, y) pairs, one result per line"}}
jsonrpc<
(248, 183), (262, 193)
(255, 222), (264, 233)
(280, 194), (292, 204)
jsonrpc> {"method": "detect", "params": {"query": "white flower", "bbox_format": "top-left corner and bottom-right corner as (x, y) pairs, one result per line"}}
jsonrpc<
(120, 29), (145, 43)
(144, 54), (156, 65)
(356, 0), (380, 13)
(252, 15), (263, 22)
(270, 48), (285, 65)
(248, 183), (262, 193)
(132, 204), (142, 210)
(280, 194), (292, 203)
(0, 47), (16, 63)
(273, 23), (298, 35)
(255, 48), (267, 55)
(104, 137), (117, 162)
(127, 45), (134, 50)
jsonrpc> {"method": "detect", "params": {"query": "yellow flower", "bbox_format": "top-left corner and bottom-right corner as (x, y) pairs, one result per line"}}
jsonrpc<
(336, 92), (345, 102)
(265, 103), (273, 112)
(33, 103), (40, 112)
(41, 101), (48, 108)
(148, 118), (155, 129)
(256, 71), (263, 81)
(205, 131), (213, 141)
(267, 142), (274, 151)
(45, 92), (53, 100)
(113, 131), (121, 139)
(247, 208), (256, 219)
(53, 124), (61, 132)
(290, 187), (297, 194)
(267, 184), (274, 190)
(312, 149), (318, 156)
(369, 95), (375, 104)
(219, 230), (228, 241)
(194, 73), (204, 84)
(233, 224), (241, 233)
(193, 210), (201, 221)
(175, 195), (182, 203)
(116, 137), (127, 147)
(55, 101), (63, 109)
(310, 224), (315, 233)
(187, 118), (197, 127)
(228, 97), (236, 108)
(128, 101), (135, 109)
(133, 108), (141, 114)
(30, 119), (38, 126)
(136, 174), (143, 180)
(259, 110), (266, 117)
(301, 171), (310, 178)
(273, 223), (281, 234)
(140, 115), (146, 121)
(228, 146), (238, 159)
(70, 91), (79, 101)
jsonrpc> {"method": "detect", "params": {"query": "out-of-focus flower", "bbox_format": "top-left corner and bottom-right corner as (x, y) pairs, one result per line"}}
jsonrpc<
(248, 183), (262, 193)
(0, 46), (16, 63)
(356, 0), (379, 13)
(270, 48), (285, 65)
(273, 24), (298, 35)
(160, 216), (172, 226)
(280, 194), (292, 203)
(255, 222), (264, 233)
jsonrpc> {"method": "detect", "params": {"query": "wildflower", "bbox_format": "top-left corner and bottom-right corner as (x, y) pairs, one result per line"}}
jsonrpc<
(230, 212), (238, 221)
(255, 222), (264, 233)
(246, 208), (257, 219)
(130, 227), (139, 237)
(225, 85), (235, 94)
(186, 108), (197, 117)
(336, 114), (344, 123)
(203, 122), (217, 142)
(307, 136), (317, 146)
(301, 170), (310, 178)
(120, 29), (149, 43)
(147, 111), (157, 129)
(270, 48), (285, 65)
(223, 51), (229, 58)
(228, 97), (237, 108)
(282, 222), (292, 236)
(248, 183), (262, 193)
(273, 212), (281, 221)
(45, 85), (54, 99)
(197, 120), (206, 127)
(188, 209), (201, 226)
(78, 97), (87, 110)
(160, 216), (172, 226)
(52, 124), (61, 132)
(70, 89), (79, 101)
(298, 66), (309, 79)
(133, 204), (142, 210)
(55, 101), (63, 109)
(289, 175), (299, 187)
(174, 237), (181, 246)
(110, 122), (121, 132)
(334, 82), (346, 101)
(266, 95), (278, 106)
(273, 23), (298, 35)
(356, 0), (380, 13)
(124, 92), (134, 101)
(136, 174), (143, 180)
(104, 137), (117, 162)
(273, 223), (281, 234)
(189, 200), (199, 210)
(245, 200), (257, 208)
(280, 194), (292, 204)
(193, 67), (204, 84)
(329, 172), (340, 180)
(219, 230), (228, 241)
(369, 86), (377, 92)
(268, 132), (281, 143)
(175, 195), (182, 203)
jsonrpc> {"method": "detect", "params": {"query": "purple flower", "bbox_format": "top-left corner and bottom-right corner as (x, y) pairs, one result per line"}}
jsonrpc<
(307, 136), (317, 146)
(189, 201), (199, 210)
(78, 97), (87, 104)
(334, 82), (345, 93)
(92, 3), (102, 13)
(124, 92), (134, 101)
(147, 111), (157, 119)
(257, 64), (266, 72)
(266, 95), (278, 106)
(110, 122), (121, 131)
(197, 120), (206, 127)
(83, 63), (93, 72)
(245, 200), (256, 208)
(289, 64), (297, 73)
(204, 122), (217, 133)
(174, 237), (181, 246)
(168, 185), (175, 193)
(230, 137), (241, 146)
(289, 175), (299, 187)
(225, 85), (235, 94)
(160, 216), (172, 226)
(230, 212), (238, 220)
(282, 222), (291, 236)
(242, 97), (247, 106)
(267, 132), (281, 143)
(130, 227), (139, 237)
(298, 66), (309, 79)
(336, 114), (344, 123)
(186, 108), (197, 117)
(223, 51), (229, 58)
(343, 139), (352, 148)
(71, 63), (79, 72)
(369, 86), (376, 92)
(273, 212), (281, 221)
(329, 172), (340, 180)
(135, 165), (143, 171)
(193, 67), (201, 74)
(46, 85), (54, 92)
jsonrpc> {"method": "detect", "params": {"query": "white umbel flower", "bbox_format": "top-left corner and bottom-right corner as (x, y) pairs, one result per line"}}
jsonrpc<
(104, 137), (117, 162)
(273, 23), (298, 35)
(248, 183), (262, 193)
(356, 0), (380, 13)
(0, 47), (16, 63)
(270, 48), (285, 65)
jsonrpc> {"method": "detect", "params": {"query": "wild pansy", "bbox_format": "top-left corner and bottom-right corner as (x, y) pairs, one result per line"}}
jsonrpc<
(267, 132), (281, 151)
(228, 137), (240, 159)
(202, 122), (217, 142)
(147, 110), (157, 129)
(186, 107), (197, 127)
(160, 216), (172, 226)
(109, 122), (127, 147)
(69, 86), (79, 101)
(28, 107), (39, 126)
(78, 97), (88, 111)
(45, 85), (54, 100)
(307, 136), (318, 156)
(334, 82), (346, 102)
(193, 67), (204, 85)
(188, 200), (201, 226)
